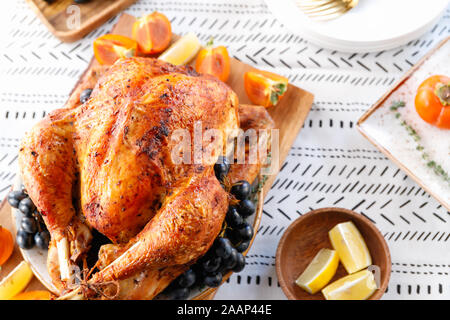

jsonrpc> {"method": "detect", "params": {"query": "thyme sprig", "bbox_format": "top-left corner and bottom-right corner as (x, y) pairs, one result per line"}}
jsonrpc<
(390, 100), (405, 111)
(389, 100), (450, 185)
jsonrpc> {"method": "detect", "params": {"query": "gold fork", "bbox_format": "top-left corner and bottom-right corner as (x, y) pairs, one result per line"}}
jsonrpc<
(296, 0), (359, 21)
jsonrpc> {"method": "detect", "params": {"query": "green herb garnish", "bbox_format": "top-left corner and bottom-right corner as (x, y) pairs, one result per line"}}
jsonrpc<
(389, 101), (449, 185)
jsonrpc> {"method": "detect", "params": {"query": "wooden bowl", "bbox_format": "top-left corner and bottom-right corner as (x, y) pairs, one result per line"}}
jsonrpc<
(276, 207), (391, 300)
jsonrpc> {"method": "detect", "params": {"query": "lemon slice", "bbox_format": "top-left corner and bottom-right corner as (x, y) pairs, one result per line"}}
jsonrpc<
(322, 269), (377, 300)
(0, 261), (34, 300)
(295, 248), (339, 294)
(329, 221), (372, 274)
(158, 32), (201, 65)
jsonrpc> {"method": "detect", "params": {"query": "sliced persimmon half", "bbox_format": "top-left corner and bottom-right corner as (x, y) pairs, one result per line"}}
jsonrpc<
(12, 290), (52, 300)
(132, 11), (172, 55)
(244, 70), (289, 108)
(93, 34), (137, 65)
(195, 39), (230, 82)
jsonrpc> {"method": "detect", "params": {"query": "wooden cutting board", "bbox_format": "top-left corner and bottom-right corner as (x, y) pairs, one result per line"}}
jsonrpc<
(0, 13), (314, 299)
(25, 0), (138, 42)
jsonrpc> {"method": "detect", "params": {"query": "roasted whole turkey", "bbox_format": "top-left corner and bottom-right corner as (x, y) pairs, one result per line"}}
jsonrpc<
(18, 57), (274, 299)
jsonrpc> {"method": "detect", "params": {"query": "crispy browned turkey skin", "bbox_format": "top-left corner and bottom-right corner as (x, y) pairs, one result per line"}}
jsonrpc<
(18, 57), (274, 299)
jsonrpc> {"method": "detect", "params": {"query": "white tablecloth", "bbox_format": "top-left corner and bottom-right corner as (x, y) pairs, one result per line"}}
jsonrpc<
(0, 0), (448, 300)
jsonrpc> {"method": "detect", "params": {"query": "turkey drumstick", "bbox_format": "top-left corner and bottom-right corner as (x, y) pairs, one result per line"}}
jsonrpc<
(91, 173), (228, 283)
(18, 110), (92, 282)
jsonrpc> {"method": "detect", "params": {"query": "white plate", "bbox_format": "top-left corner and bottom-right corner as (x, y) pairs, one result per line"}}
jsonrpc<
(358, 37), (450, 210)
(265, 0), (449, 52)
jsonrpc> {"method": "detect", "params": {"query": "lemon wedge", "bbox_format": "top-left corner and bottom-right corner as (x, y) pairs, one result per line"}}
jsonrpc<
(158, 32), (201, 66)
(295, 248), (339, 294)
(322, 269), (377, 300)
(0, 261), (34, 300)
(329, 221), (372, 274)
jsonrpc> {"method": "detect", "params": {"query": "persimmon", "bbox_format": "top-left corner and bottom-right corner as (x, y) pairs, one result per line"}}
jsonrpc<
(195, 39), (230, 82)
(12, 290), (52, 300)
(132, 12), (172, 55)
(0, 225), (14, 265)
(244, 70), (289, 108)
(93, 34), (137, 65)
(415, 75), (450, 129)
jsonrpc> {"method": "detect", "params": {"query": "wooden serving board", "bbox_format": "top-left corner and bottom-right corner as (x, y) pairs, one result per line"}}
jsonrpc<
(25, 0), (138, 42)
(0, 13), (314, 299)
